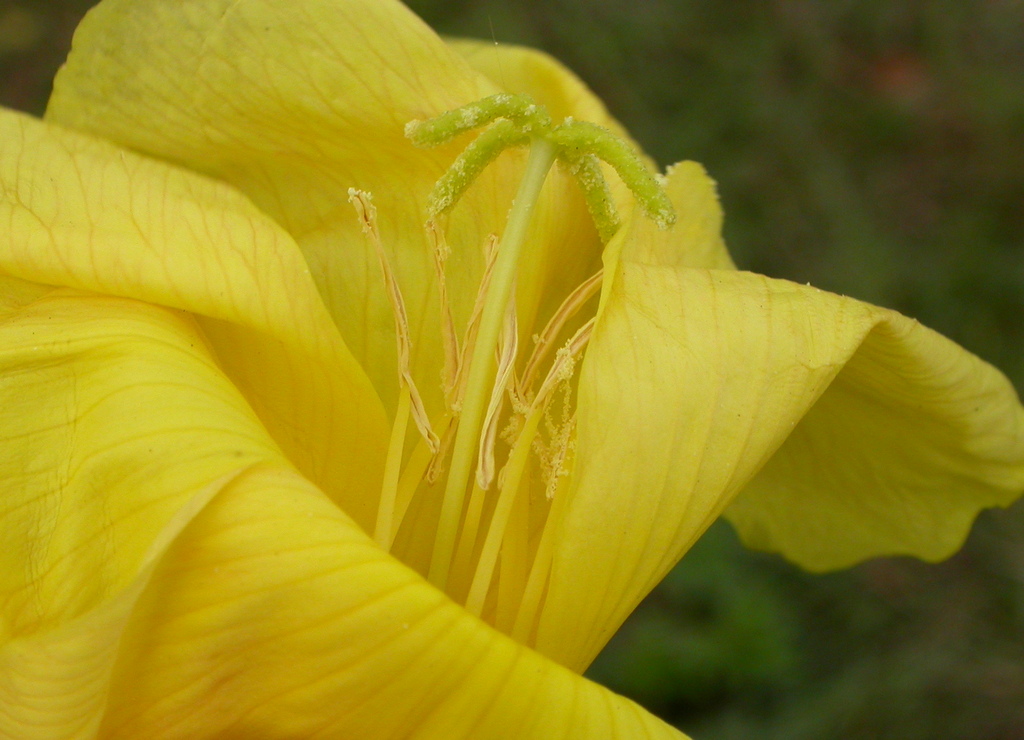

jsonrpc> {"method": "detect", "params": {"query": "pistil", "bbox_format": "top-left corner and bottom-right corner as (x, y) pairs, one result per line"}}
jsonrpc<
(394, 93), (676, 608)
(429, 137), (557, 589)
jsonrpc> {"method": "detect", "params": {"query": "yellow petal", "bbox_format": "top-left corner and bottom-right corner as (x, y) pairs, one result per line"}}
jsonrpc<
(0, 108), (387, 530)
(102, 467), (687, 739)
(535, 263), (1024, 672)
(0, 292), (685, 739)
(46, 0), (602, 421)
(0, 274), (51, 316)
(724, 309), (1024, 571)
(0, 290), (285, 736)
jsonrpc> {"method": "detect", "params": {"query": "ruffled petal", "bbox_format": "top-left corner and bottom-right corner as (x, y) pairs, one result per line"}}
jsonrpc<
(46, 0), (604, 420)
(724, 312), (1024, 571)
(533, 265), (1024, 673)
(0, 290), (286, 736)
(0, 291), (685, 740)
(0, 108), (387, 529)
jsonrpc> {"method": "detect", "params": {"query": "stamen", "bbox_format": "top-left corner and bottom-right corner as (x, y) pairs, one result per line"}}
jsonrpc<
(511, 468), (573, 643)
(465, 320), (591, 615)
(495, 477), (530, 632)
(465, 402), (545, 616)
(518, 269), (603, 402)
(449, 479), (488, 598)
(532, 317), (595, 411)
(425, 416), (457, 484)
(550, 119), (676, 229)
(427, 220), (460, 406)
(405, 93), (551, 147)
(451, 234), (500, 414)
(477, 295), (519, 490)
(349, 189), (442, 549)
(348, 189), (439, 453)
(535, 396), (576, 502)
(392, 432), (440, 537)
(375, 386), (411, 548)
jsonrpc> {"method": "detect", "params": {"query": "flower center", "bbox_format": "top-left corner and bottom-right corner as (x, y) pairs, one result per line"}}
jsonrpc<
(351, 94), (674, 628)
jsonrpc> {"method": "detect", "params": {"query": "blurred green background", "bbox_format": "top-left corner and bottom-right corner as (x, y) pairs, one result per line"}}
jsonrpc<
(4, 1), (1023, 737)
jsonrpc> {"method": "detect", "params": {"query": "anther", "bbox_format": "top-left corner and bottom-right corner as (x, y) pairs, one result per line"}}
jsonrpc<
(537, 403), (576, 502)
(518, 269), (603, 402)
(532, 317), (595, 410)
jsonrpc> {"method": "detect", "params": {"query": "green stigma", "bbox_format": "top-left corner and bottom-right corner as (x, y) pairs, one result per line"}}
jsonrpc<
(549, 119), (676, 231)
(405, 93), (551, 147)
(405, 93), (675, 240)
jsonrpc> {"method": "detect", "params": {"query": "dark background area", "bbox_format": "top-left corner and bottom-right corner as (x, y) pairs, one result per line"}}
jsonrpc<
(3, 1), (1023, 737)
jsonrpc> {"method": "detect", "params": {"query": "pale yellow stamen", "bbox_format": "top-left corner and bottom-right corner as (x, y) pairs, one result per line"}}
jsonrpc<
(348, 189), (439, 454)
(477, 295), (519, 490)
(425, 416), (457, 485)
(511, 469), (573, 643)
(427, 219), (460, 405)
(496, 478), (530, 632)
(465, 318), (592, 615)
(465, 402), (544, 616)
(349, 189), (441, 549)
(505, 324), (593, 632)
(533, 317), (595, 411)
(391, 432), (439, 540)
(518, 269), (603, 403)
(452, 279), (520, 577)
(450, 233), (500, 414)
(449, 479), (487, 599)
(535, 394), (576, 502)
(375, 386), (411, 548)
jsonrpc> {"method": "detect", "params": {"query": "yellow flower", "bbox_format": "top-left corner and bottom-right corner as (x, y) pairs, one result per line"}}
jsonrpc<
(1, 0), (1022, 737)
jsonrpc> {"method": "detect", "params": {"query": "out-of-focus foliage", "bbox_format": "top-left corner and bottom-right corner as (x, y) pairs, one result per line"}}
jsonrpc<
(3, 1), (1023, 737)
